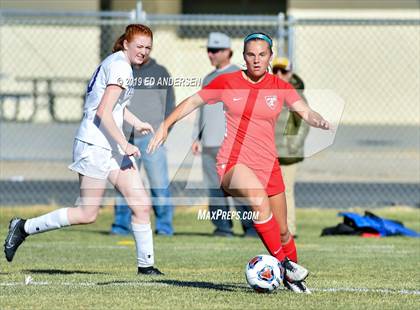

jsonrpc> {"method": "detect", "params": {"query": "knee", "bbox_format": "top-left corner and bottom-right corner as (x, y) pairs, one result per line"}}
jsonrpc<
(128, 196), (152, 217)
(132, 204), (151, 216)
(133, 196), (152, 210)
(79, 211), (98, 224)
(245, 189), (267, 208)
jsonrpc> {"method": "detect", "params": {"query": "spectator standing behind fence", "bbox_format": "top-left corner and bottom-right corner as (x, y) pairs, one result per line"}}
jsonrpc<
(273, 57), (309, 238)
(110, 54), (176, 236)
(191, 32), (257, 237)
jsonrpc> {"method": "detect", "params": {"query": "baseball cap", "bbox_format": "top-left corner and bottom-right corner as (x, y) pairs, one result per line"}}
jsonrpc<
(207, 32), (231, 49)
(272, 57), (292, 71)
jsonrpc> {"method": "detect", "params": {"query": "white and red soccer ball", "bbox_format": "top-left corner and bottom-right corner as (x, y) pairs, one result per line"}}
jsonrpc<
(245, 254), (284, 293)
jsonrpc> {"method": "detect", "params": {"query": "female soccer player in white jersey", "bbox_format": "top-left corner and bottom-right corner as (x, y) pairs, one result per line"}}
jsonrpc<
(4, 24), (163, 275)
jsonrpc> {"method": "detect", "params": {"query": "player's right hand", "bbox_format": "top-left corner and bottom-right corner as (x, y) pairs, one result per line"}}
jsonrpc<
(147, 124), (168, 154)
(125, 143), (141, 158)
(191, 141), (201, 155)
(308, 110), (330, 130)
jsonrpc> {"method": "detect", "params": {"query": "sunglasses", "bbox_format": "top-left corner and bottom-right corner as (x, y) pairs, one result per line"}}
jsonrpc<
(273, 67), (290, 75)
(207, 48), (225, 54)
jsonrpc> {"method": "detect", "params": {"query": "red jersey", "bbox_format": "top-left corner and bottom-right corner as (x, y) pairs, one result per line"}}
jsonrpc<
(198, 70), (301, 178)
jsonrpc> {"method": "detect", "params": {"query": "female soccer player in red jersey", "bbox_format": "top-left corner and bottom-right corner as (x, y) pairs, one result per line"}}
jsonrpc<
(4, 25), (163, 276)
(148, 33), (329, 293)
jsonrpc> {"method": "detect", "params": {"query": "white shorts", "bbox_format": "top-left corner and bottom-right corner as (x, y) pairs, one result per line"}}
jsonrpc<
(68, 139), (135, 180)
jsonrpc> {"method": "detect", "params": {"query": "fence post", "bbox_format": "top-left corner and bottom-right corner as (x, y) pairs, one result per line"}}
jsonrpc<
(287, 15), (296, 71)
(277, 12), (286, 57)
(135, 0), (146, 22)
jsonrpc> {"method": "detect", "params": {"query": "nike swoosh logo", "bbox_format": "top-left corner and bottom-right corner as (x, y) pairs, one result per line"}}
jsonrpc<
(5, 225), (18, 248)
(233, 97), (242, 101)
(273, 248), (282, 255)
(5, 238), (15, 248)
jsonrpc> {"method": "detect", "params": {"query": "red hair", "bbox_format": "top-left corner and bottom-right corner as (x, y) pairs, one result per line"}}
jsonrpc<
(112, 24), (153, 53)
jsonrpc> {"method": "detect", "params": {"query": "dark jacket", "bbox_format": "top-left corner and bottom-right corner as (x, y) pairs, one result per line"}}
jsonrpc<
(275, 73), (310, 165)
(128, 58), (175, 132)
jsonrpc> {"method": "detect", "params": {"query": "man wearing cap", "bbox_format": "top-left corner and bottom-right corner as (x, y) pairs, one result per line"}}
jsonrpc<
(273, 57), (309, 238)
(192, 32), (257, 237)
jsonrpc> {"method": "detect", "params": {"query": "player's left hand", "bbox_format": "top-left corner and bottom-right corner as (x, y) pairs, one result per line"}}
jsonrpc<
(147, 124), (168, 154)
(135, 121), (154, 135)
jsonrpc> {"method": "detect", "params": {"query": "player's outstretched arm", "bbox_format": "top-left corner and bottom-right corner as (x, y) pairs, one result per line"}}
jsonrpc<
(147, 93), (204, 154)
(290, 99), (330, 130)
(124, 108), (154, 135)
(96, 85), (140, 157)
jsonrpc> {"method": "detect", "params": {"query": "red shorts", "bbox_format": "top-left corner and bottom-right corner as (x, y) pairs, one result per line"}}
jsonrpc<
(217, 160), (285, 197)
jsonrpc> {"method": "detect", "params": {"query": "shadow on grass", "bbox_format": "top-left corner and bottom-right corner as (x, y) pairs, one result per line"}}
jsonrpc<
(174, 232), (258, 238)
(153, 279), (247, 292)
(96, 280), (133, 286)
(92, 231), (218, 237)
(23, 269), (109, 275)
(65, 230), (251, 238)
(173, 232), (216, 237)
(76, 231), (238, 237)
(174, 232), (251, 238)
(64, 229), (112, 235)
(103, 231), (241, 238)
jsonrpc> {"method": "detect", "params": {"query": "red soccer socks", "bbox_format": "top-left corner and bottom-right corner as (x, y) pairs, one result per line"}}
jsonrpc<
(253, 214), (286, 261)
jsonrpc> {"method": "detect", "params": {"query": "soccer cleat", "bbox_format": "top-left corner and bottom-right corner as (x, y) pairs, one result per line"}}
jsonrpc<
(4, 218), (28, 262)
(137, 266), (164, 276)
(281, 258), (309, 282)
(283, 279), (312, 294)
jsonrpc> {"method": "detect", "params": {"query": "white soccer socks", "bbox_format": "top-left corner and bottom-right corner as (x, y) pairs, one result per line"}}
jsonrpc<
(23, 211), (155, 269)
(24, 208), (70, 235)
(131, 222), (155, 268)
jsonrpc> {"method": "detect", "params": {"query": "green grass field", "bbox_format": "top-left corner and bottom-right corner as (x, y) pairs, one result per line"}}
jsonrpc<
(0, 206), (419, 309)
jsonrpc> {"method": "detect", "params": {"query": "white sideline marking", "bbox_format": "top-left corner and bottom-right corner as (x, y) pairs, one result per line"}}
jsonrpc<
(312, 287), (420, 295)
(0, 281), (419, 295)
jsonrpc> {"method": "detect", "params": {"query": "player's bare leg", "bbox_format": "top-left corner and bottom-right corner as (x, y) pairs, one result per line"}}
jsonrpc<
(221, 163), (271, 221)
(221, 164), (307, 283)
(68, 175), (107, 224)
(108, 165), (163, 275)
(269, 193), (289, 243)
(270, 193), (310, 293)
(4, 175), (106, 262)
(270, 193), (297, 260)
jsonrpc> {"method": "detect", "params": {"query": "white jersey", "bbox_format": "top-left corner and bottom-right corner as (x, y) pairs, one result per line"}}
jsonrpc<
(75, 51), (134, 150)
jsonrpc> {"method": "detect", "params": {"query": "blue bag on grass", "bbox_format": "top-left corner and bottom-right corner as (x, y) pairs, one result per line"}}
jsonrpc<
(338, 211), (420, 237)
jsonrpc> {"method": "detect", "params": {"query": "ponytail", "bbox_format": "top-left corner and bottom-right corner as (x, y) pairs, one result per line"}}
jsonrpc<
(112, 33), (126, 53)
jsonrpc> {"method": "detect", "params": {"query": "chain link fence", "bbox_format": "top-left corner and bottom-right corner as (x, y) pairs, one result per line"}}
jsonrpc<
(0, 10), (419, 208)
(289, 17), (420, 208)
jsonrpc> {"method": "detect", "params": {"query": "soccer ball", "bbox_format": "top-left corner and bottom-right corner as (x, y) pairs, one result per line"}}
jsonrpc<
(245, 255), (284, 293)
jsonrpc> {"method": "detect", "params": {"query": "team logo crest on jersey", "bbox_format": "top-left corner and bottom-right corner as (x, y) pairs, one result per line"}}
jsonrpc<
(264, 95), (277, 110)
